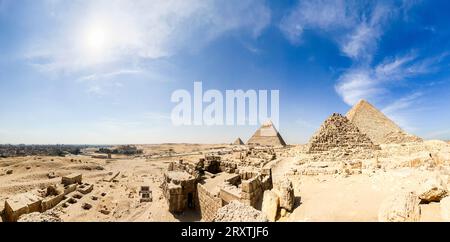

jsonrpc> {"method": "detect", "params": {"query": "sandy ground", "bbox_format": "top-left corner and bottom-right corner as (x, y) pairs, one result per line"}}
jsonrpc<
(274, 163), (445, 222)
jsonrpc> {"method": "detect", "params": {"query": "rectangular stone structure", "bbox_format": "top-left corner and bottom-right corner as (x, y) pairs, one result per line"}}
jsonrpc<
(61, 173), (82, 186)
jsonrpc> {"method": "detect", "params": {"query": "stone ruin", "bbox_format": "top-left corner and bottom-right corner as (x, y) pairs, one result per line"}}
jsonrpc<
(162, 170), (197, 213)
(307, 113), (379, 153)
(289, 113), (379, 177)
(236, 147), (277, 167)
(261, 176), (295, 221)
(2, 173), (93, 222)
(213, 200), (268, 222)
(162, 155), (273, 221)
(383, 131), (423, 144)
(139, 186), (152, 203)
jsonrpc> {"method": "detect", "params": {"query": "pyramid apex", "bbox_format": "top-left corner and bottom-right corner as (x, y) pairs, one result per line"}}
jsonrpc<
(262, 120), (274, 126)
(355, 99), (372, 106)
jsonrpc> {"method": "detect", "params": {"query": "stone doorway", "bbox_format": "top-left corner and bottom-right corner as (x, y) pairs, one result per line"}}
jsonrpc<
(187, 192), (195, 209)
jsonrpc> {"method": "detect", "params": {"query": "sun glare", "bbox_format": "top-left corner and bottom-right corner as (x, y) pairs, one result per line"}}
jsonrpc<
(81, 20), (112, 60)
(86, 28), (106, 51)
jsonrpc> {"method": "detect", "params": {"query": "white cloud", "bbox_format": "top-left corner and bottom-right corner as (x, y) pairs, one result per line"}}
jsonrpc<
(281, 0), (436, 109)
(280, 0), (355, 45)
(382, 92), (422, 114)
(25, 0), (271, 75)
(341, 22), (382, 60)
(335, 52), (442, 105)
(78, 69), (143, 82)
(335, 68), (384, 105)
(280, 0), (394, 60)
(379, 92), (423, 132)
(341, 2), (394, 60)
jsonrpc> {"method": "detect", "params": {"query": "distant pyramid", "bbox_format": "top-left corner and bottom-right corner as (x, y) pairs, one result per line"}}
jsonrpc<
(247, 120), (287, 147)
(232, 138), (245, 145)
(307, 113), (378, 153)
(346, 100), (422, 144)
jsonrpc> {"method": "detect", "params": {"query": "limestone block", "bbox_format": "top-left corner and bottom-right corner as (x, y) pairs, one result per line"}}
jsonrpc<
(61, 173), (82, 186)
(64, 184), (78, 195)
(440, 196), (450, 221)
(4, 193), (42, 222)
(262, 190), (279, 222)
(274, 177), (295, 211)
(0, 201), (4, 217)
(417, 177), (448, 203)
(378, 191), (421, 222)
(241, 181), (251, 193)
(103, 171), (120, 182)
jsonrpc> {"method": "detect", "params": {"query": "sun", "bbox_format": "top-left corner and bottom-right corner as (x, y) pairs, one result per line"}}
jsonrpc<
(86, 27), (106, 51)
(81, 20), (112, 60)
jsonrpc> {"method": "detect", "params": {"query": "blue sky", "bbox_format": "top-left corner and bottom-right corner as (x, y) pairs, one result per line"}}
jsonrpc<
(1, 0), (450, 144)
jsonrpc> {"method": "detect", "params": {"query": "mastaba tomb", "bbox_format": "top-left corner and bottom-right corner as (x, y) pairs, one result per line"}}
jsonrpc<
(247, 120), (287, 147)
(162, 156), (273, 221)
(346, 99), (422, 144)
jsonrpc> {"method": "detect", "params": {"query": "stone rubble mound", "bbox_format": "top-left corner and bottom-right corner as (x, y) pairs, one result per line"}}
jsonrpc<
(213, 200), (268, 222)
(307, 113), (378, 153)
(18, 210), (62, 222)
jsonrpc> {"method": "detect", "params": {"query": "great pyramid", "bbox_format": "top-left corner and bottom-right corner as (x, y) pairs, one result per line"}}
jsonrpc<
(247, 120), (287, 147)
(307, 113), (378, 153)
(232, 138), (245, 145)
(346, 100), (422, 144)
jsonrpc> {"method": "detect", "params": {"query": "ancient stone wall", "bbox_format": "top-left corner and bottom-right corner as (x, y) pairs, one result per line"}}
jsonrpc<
(197, 183), (223, 222)
(41, 194), (65, 212)
(224, 174), (241, 186)
(162, 171), (197, 213)
(219, 184), (241, 204)
(240, 174), (272, 208)
(219, 160), (238, 173)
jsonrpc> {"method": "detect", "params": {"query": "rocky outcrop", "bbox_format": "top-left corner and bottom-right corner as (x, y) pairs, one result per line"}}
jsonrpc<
(378, 191), (421, 222)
